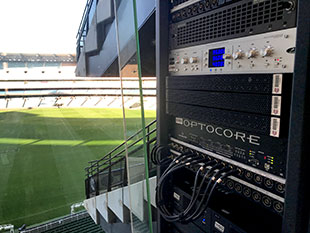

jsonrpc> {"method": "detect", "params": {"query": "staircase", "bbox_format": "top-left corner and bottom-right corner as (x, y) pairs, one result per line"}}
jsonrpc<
(83, 120), (157, 233)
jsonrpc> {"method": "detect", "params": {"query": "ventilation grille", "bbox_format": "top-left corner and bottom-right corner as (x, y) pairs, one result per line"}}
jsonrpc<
(167, 90), (272, 115)
(166, 74), (276, 94)
(171, 0), (241, 23)
(174, 0), (286, 48)
(167, 102), (270, 135)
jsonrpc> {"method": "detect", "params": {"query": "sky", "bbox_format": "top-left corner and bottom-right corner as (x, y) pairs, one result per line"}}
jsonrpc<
(0, 0), (87, 54)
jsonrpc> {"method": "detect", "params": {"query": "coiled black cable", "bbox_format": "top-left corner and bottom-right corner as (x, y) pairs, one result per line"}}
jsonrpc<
(158, 164), (203, 222)
(158, 153), (200, 188)
(192, 169), (239, 220)
(151, 144), (195, 166)
(151, 144), (166, 165)
(182, 166), (230, 222)
(155, 145), (240, 224)
(179, 163), (223, 222)
(156, 153), (205, 221)
(157, 160), (217, 222)
(156, 157), (219, 222)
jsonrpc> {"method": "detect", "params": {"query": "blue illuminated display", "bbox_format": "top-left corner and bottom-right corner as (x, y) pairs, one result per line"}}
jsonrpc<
(209, 47), (225, 68)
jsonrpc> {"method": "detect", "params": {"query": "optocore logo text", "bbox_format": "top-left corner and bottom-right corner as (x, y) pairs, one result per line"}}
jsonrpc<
(176, 117), (260, 146)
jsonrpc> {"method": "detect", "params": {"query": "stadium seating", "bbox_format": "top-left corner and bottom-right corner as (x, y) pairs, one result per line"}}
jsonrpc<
(26, 62), (45, 68)
(41, 215), (104, 233)
(0, 77), (156, 110)
(7, 62), (26, 68)
(20, 213), (105, 233)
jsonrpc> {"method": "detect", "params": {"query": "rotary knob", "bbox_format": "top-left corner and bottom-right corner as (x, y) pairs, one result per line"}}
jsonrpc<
(233, 50), (244, 60)
(260, 46), (273, 57)
(189, 57), (198, 63)
(246, 48), (258, 58)
(223, 54), (233, 59)
(181, 58), (189, 64)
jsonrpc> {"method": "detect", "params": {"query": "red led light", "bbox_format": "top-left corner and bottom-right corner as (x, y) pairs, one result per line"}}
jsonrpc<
(264, 156), (267, 160)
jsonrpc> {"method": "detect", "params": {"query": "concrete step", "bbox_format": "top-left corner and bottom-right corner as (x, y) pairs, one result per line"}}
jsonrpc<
(107, 188), (130, 223)
(84, 176), (157, 231)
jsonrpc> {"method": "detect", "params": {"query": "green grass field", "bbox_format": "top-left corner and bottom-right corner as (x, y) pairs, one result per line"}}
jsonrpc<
(0, 108), (155, 227)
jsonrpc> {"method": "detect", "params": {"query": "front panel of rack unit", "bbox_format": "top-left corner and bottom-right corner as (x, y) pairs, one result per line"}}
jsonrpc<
(169, 28), (296, 75)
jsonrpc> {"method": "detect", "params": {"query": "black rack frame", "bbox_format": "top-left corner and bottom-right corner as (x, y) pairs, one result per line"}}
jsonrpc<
(283, 0), (310, 232)
(156, 0), (310, 232)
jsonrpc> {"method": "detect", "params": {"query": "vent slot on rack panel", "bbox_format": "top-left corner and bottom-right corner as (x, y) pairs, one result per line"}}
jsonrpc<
(171, 0), (295, 49)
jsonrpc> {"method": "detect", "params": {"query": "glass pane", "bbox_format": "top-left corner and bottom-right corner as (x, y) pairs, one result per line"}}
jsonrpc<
(113, 0), (156, 232)
(0, 80), (124, 226)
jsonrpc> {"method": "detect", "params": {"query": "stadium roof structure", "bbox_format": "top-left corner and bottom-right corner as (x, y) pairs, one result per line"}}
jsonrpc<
(0, 53), (76, 63)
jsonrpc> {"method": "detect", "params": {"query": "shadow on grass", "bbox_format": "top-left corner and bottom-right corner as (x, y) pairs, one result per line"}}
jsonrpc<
(0, 109), (155, 227)
(0, 110), (155, 140)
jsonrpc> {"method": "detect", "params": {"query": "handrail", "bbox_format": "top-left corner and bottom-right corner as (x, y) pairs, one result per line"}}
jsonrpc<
(97, 155), (125, 176)
(76, 0), (98, 59)
(85, 119), (156, 174)
(86, 127), (156, 177)
(95, 136), (156, 180)
(87, 120), (155, 170)
(85, 120), (156, 171)
(85, 120), (157, 198)
(95, 128), (156, 175)
(76, 0), (94, 40)
(76, 0), (90, 58)
(76, 0), (89, 38)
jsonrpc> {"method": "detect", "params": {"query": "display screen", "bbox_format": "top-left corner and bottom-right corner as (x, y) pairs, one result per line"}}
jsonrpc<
(209, 47), (225, 67)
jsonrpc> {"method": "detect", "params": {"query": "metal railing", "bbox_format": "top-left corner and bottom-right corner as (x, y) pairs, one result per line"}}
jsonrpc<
(76, 0), (97, 59)
(85, 119), (156, 198)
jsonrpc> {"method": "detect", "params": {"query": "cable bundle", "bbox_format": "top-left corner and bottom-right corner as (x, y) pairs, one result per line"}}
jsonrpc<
(150, 144), (171, 165)
(155, 151), (238, 223)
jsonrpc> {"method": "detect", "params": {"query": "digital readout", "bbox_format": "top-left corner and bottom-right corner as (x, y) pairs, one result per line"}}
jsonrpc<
(209, 47), (225, 67)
